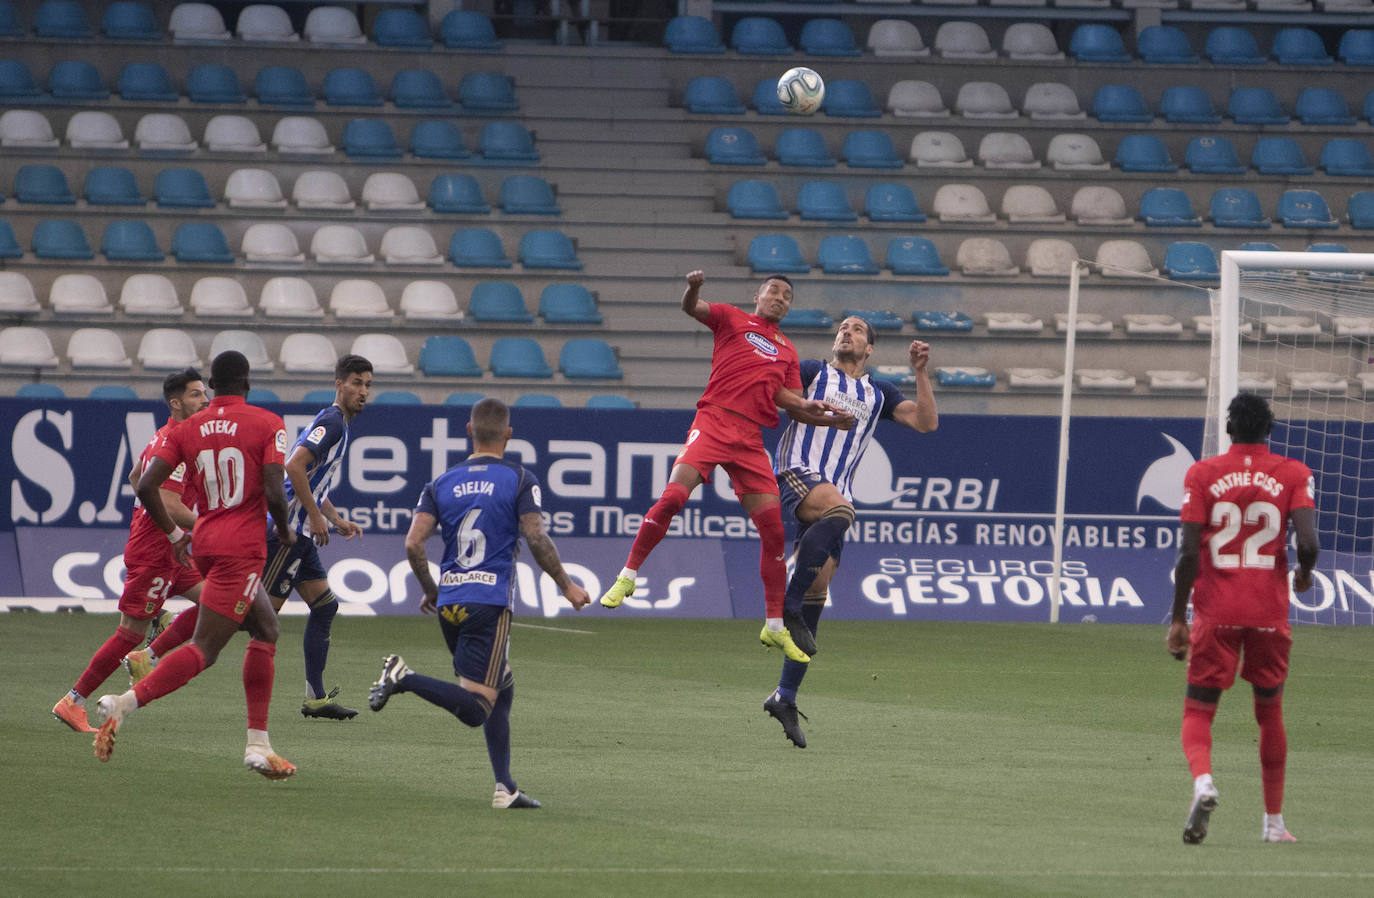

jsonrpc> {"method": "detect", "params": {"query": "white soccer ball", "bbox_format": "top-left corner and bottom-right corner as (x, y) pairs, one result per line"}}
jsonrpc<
(776, 66), (825, 115)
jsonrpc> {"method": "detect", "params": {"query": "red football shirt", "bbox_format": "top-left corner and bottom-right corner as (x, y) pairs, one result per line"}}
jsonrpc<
(123, 420), (197, 569)
(154, 396), (288, 561)
(1180, 443), (1315, 627)
(696, 303), (802, 429)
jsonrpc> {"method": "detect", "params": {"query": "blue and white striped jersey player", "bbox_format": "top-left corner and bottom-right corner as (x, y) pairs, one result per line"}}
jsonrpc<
(766, 316), (939, 748)
(370, 398), (590, 809)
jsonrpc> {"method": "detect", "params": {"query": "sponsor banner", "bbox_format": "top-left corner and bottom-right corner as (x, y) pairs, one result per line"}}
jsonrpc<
(0, 531), (17, 596)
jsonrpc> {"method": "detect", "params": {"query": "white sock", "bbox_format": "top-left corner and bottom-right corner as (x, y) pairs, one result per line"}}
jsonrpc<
(119, 690), (139, 715)
(247, 728), (271, 752)
(1264, 812), (1285, 831)
(766, 617), (783, 632)
(1194, 773), (1215, 794)
(618, 567), (637, 581)
(68, 690), (85, 706)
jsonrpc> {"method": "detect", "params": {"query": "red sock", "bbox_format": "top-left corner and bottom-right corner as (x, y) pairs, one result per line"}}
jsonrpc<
(625, 482), (689, 571)
(133, 643), (207, 707)
(243, 639), (276, 731)
(750, 503), (786, 618)
(1181, 697), (1218, 779)
(150, 606), (198, 659)
(72, 626), (143, 698)
(1254, 692), (1287, 814)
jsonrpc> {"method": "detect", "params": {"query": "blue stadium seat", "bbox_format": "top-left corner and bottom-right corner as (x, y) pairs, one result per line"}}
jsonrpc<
(1339, 29), (1374, 65)
(781, 308), (833, 329)
(170, 222), (232, 263)
(586, 394), (636, 409)
(727, 180), (787, 219)
(1137, 25), (1197, 63)
(35, 1), (91, 38)
(460, 72), (518, 111)
(664, 16), (724, 54)
(514, 394), (562, 407)
(441, 10), (502, 50)
(411, 120), (470, 159)
(15, 165), (74, 204)
(1069, 24), (1130, 63)
(0, 60), (42, 101)
(343, 119), (402, 159)
(842, 309), (903, 330)
(1252, 137), (1313, 175)
(1320, 138), (1374, 175)
(1347, 192), (1374, 228)
(0, 1), (21, 37)
(49, 60), (107, 100)
(914, 310), (973, 331)
(0, 220), (22, 258)
(797, 181), (856, 221)
(560, 338), (622, 379)
(187, 64), (243, 103)
(372, 391), (423, 405)
(89, 385), (139, 400)
(519, 230), (582, 270)
(103, 2), (159, 40)
(117, 62), (176, 102)
(246, 388), (280, 404)
(937, 368), (995, 388)
(372, 8), (431, 48)
(469, 281), (533, 322)
(392, 70), (452, 111)
(500, 175), (560, 214)
(419, 336), (483, 377)
(449, 228), (511, 267)
(1164, 242), (1220, 282)
(819, 236), (879, 274)
(751, 78), (787, 115)
(801, 18), (860, 56)
(302, 389), (337, 405)
(1229, 88), (1288, 125)
(1093, 85), (1151, 122)
(777, 128), (835, 166)
(84, 167), (144, 206)
(255, 66), (313, 107)
(1115, 135), (1177, 172)
(1296, 88), (1354, 125)
(17, 383), (65, 399)
(731, 17), (790, 54)
(154, 168), (214, 208)
(747, 234), (810, 273)
(1278, 189), (1338, 228)
(428, 173), (489, 213)
(886, 237), (948, 275)
(445, 392), (487, 406)
(1186, 136), (1246, 174)
(866, 184), (925, 222)
(1160, 86), (1220, 124)
(684, 77), (744, 114)
(490, 337), (553, 378)
(324, 68), (383, 106)
(1272, 28), (1332, 65)
(1210, 188), (1269, 228)
(823, 80), (881, 117)
(1205, 26), (1264, 64)
(479, 122), (539, 162)
(843, 131), (901, 169)
(31, 219), (92, 260)
(1140, 188), (1201, 227)
(539, 284), (602, 323)
(706, 127), (766, 165)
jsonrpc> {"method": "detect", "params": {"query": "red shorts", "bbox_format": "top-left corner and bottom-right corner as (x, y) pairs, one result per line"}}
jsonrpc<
(195, 553), (266, 623)
(1187, 618), (1292, 690)
(677, 405), (779, 498)
(117, 563), (202, 619)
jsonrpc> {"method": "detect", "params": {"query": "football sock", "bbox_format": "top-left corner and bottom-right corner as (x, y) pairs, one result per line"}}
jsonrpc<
(1181, 697), (1218, 779)
(484, 682), (516, 793)
(402, 673), (494, 727)
(303, 590), (338, 699)
(133, 643), (207, 707)
(750, 503), (787, 618)
(149, 606), (198, 660)
(243, 639), (276, 731)
(784, 506), (853, 612)
(625, 482), (689, 570)
(1254, 692), (1287, 814)
(73, 625), (143, 699)
(778, 596), (826, 700)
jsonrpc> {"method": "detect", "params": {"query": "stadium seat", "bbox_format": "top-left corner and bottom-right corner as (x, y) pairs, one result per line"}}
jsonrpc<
(1071, 186), (1132, 225)
(0, 1), (17, 37)
(479, 122), (539, 162)
(886, 237), (948, 275)
(380, 227), (442, 265)
(49, 61), (108, 100)
(373, 391), (428, 407)
(957, 238), (1018, 275)
(1077, 369), (1135, 391)
(887, 81), (947, 118)
(727, 180), (787, 219)
(401, 281), (463, 320)
(936, 367), (995, 388)
(429, 173), (489, 213)
(684, 77), (744, 114)
(253, 66), (312, 107)
(1069, 24), (1130, 62)
(1023, 83), (1085, 120)
(272, 117), (333, 154)
(585, 395), (636, 409)
(797, 181), (856, 221)
(1252, 137), (1313, 175)
(933, 184), (996, 222)
(1002, 185), (1063, 222)
(16, 165), (75, 204)
(1140, 188), (1201, 227)
(1093, 85), (1151, 122)
(0, 273), (39, 314)
(171, 222), (232, 263)
(843, 310), (903, 332)
(934, 21), (994, 58)
(0, 222), (21, 259)
(1137, 25), (1197, 62)
(1115, 135), (1177, 172)
(36, 1), (91, 38)
(1161, 86), (1220, 124)
(89, 385), (139, 400)
(1347, 192), (1374, 227)
(411, 120), (469, 159)
(1027, 240), (1079, 278)
(419, 336), (482, 377)
(187, 64), (243, 103)
(470, 281), (532, 322)
(818, 236), (879, 274)
(731, 17), (790, 54)
(50, 274), (113, 315)
(499, 175), (560, 215)
(241, 223), (302, 263)
(1205, 26), (1264, 64)
(225, 168), (286, 208)
(304, 6), (364, 44)
(1210, 188), (1270, 228)
(190, 277), (251, 317)
(120, 274), (182, 315)
(1164, 242), (1220, 282)
(324, 68), (382, 107)
(311, 225), (373, 264)
(1278, 189), (1338, 228)
(373, 8), (430, 47)
(747, 234), (810, 273)
(866, 184), (925, 222)
(104, 2), (160, 40)
(1096, 240), (1158, 277)
(101, 220), (164, 261)
(868, 19), (928, 57)
(169, 3), (229, 40)
(560, 339), (622, 379)
(1296, 89), (1354, 125)
(329, 280), (390, 318)
(706, 127), (766, 165)
(260, 277), (322, 317)
(914, 311), (972, 331)
(979, 132), (1039, 169)
(1124, 313), (1183, 335)
(514, 394), (561, 408)
(137, 328), (200, 369)
(343, 119), (401, 159)
(67, 111), (128, 149)
(31, 219), (92, 260)
(823, 80), (881, 117)
(520, 230), (582, 270)
(245, 388), (280, 403)
(135, 114), (197, 151)
(236, 4), (296, 42)
(1229, 88), (1288, 125)
(442, 10), (501, 50)
(0, 59), (41, 102)
(450, 228), (512, 268)
(154, 168), (214, 208)
(1338, 29), (1374, 65)
(801, 18), (860, 56)
(280, 334), (337, 373)
(490, 337), (553, 378)
(445, 392), (487, 407)
(1186, 136), (1246, 174)
(362, 172), (424, 211)
(14, 383), (65, 398)
(989, 314), (1045, 336)
(910, 131), (972, 167)
(777, 128), (835, 166)
(664, 15), (724, 53)
(460, 72), (518, 112)
(1319, 139), (1374, 175)
(1002, 23), (1061, 59)
(781, 309), (833, 330)
(955, 81), (1017, 119)
(1273, 27), (1332, 64)
(0, 110), (57, 148)
(203, 115), (264, 152)
(351, 334), (412, 374)
(539, 284), (602, 323)
(0, 326), (59, 366)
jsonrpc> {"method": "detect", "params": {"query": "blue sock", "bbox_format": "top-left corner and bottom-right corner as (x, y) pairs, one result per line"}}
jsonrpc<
(785, 506), (853, 613)
(402, 673), (493, 727)
(484, 681), (515, 792)
(778, 599), (825, 702)
(303, 592), (338, 699)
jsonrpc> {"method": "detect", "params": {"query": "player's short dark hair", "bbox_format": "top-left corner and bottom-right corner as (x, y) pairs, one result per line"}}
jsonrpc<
(335, 354), (373, 382)
(208, 350), (250, 395)
(162, 367), (202, 402)
(760, 274), (793, 290)
(469, 397), (510, 445)
(1227, 392), (1274, 443)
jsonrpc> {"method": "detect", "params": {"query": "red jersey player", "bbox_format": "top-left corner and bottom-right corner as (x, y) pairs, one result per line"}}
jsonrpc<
(93, 351), (299, 779)
(598, 271), (853, 662)
(1168, 392), (1319, 845)
(51, 368), (207, 732)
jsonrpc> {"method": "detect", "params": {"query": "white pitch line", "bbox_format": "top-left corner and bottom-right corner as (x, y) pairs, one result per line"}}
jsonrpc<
(510, 621), (596, 635)
(2, 867), (1371, 878)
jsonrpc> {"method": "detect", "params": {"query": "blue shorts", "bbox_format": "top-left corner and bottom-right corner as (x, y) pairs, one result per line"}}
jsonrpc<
(776, 467), (846, 564)
(438, 603), (513, 690)
(262, 533), (326, 600)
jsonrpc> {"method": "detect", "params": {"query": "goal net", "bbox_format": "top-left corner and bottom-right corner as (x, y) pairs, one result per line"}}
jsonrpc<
(1209, 250), (1374, 625)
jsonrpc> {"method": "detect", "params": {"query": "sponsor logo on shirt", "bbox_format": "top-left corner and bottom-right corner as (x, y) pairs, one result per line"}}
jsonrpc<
(306, 425), (327, 446)
(745, 332), (780, 356)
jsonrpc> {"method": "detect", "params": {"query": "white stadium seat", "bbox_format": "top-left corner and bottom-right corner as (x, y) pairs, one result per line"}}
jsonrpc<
(224, 169), (287, 208)
(1056, 312), (1113, 333)
(310, 225), (374, 264)
(380, 227), (443, 265)
(887, 81), (949, 118)
(50, 274), (113, 315)
(0, 327), (59, 367)
(204, 116), (265, 153)
(210, 330), (274, 371)
(1071, 187), (1132, 225)
(987, 312), (1044, 333)
(242, 224), (304, 263)
(280, 333), (338, 373)
(400, 281), (463, 320)
(292, 170), (355, 209)
(910, 131), (972, 167)
(1023, 83), (1086, 121)
(979, 133), (1040, 169)
(1098, 241), (1159, 278)
(120, 275), (183, 316)
(351, 333), (413, 374)
(1046, 133), (1108, 170)
(135, 114), (197, 152)
(237, 4), (298, 41)
(934, 184), (996, 221)
(189, 277), (253, 317)
(956, 238), (1018, 275)
(0, 273), (40, 314)
(934, 22), (995, 58)
(67, 328), (131, 368)
(866, 20), (929, 57)
(1077, 369), (1137, 391)
(66, 111), (128, 150)
(1028, 239), (1080, 276)
(1002, 23), (1063, 59)
(137, 328), (201, 370)
(330, 280), (391, 318)
(0, 110), (58, 148)
(259, 277), (323, 317)
(304, 6), (366, 44)
(169, 3), (230, 41)
(1125, 313), (1183, 334)
(272, 117), (334, 155)
(362, 172), (425, 211)
(1001, 185), (1063, 222)
(955, 82), (1018, 119)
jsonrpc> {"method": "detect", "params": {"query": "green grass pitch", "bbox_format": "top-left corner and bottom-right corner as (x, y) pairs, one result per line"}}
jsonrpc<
(3, 614), (1372, 897)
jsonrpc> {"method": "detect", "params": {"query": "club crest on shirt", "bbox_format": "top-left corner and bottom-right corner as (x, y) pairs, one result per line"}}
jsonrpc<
(745, 332), (780, 356)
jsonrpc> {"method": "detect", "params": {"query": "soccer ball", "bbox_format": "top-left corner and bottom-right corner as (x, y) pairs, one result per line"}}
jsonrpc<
(776, 67), (825, 115)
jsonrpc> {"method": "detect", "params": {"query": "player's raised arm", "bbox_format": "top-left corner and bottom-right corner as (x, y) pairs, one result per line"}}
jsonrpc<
(892, 340), (939, 434)
(404, 510), (440, 614)
(681, 269), (711, 324)
(776, 386), (855, 430)
(519, 511), (590, 610)
(1167, 521), (1203, 659)
(1290, 506), (1319, 593)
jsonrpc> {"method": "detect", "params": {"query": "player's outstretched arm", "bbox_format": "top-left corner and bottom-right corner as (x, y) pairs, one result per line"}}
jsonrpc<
(893, 341), (939, 433)
(1167, 522), (1203, 659)
(681, 269), (711, 324)
(404, 511), (439, 614)
(1291, 506), (1319, 593)
(776, 387), (855, 430)
(520, 511), (590, 610)
(136, 457), (192, 567)
(263, 463), (296, 548)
